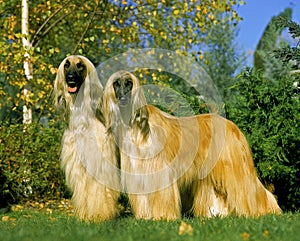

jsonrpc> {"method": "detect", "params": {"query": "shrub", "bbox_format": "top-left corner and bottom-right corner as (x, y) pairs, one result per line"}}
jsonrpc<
(227, 68), (300, 211)
(0, 122), (67, 207)
(226, 18), (300, 211)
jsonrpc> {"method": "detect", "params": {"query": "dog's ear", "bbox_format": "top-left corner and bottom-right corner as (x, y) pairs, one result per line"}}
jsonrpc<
(53, 57), (71, 119)
(131, 106), (149, 136)
(89, 80), (105, 124)
(57, 95), (66, 111)
(77, 56), (106, 124)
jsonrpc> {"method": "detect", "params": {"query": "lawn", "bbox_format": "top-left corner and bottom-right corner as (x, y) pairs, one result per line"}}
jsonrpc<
(1, 201), (299, 241)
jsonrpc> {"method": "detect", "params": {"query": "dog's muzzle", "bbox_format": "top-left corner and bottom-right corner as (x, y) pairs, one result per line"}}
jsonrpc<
(66, 72), (80, 93)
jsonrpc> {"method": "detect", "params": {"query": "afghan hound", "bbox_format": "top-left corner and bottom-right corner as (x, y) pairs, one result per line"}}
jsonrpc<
(103, 70), (281, 220)
(53, 55), (120, 222)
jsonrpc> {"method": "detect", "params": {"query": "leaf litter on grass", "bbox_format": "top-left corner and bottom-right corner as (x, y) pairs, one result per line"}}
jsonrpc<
(1, 199), (74, 223)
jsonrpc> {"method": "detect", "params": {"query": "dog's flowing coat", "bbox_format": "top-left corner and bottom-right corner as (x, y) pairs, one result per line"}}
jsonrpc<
(103, 70), (281, 220)
(53, 56), (120, 222)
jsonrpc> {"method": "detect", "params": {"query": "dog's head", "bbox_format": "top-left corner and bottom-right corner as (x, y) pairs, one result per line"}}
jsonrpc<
(104, 71), (149, 135)
(63, 56), (87, 94)
(112, 73), (133, 107)
(54, 55), (104, 123)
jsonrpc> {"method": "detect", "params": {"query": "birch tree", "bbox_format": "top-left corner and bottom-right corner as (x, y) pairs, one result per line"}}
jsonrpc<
(22, 0), (32, 124)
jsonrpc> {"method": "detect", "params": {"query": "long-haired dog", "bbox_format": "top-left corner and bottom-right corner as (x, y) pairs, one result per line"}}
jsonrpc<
(53, 55), (120, 222)
(103, 70), (281, 220)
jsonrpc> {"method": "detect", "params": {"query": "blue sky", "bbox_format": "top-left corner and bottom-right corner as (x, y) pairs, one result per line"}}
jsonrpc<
(235, 0), (300, 66)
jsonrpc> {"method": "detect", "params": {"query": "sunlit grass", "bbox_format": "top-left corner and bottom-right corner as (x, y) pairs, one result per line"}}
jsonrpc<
(1, 206), (299, 241)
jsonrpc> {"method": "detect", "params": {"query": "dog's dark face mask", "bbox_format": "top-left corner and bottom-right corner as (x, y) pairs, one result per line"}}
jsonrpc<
(113, 76), (133, 106)
(64, 58), (87, 94)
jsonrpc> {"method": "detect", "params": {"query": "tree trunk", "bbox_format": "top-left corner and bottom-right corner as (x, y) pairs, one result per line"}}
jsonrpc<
(21, 0), (33, 197)
(22, 0), (32, 124)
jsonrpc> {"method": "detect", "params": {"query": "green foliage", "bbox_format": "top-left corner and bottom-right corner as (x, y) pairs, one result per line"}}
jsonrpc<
(199, 13), (246, 99)
(133, 69), (209, 116)
(253, 8), (292, 73)
(227, 68), (299, 211)
(273, 19), (300, 67)
(226, 18), (300, 212)
(0, 123), (66, 207)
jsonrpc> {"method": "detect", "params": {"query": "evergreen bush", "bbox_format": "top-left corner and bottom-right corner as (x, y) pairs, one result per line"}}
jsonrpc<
(227, 68), (299, 211)
(226, 18), (300, 211)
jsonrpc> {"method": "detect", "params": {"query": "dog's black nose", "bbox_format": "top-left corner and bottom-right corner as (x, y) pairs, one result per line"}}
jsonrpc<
(67, 72), (76, 80)
(66, 72), (77, 88)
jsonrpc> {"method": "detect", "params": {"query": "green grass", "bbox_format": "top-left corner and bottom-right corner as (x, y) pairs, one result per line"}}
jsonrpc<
(1, 209), (300, 241)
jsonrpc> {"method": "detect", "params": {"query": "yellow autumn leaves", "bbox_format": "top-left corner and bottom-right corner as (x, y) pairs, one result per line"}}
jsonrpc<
(1, 199), (74, 223)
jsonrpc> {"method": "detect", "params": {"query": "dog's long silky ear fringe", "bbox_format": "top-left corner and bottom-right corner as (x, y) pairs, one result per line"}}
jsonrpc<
(103, 72), (123, 130)
(129, 73), (147, 116)
(89, 67), (105, 124)
(128, 73), (150, 138)
(130, 106), (150, 143)
(76, 56), (104, 123)
(53, 58), (65, 110)
(53, 58), (65, 109)
(53, 57), (73, 121)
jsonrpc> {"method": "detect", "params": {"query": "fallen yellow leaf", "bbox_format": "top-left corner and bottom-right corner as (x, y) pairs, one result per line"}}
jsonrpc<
(178, 221), (193, 235)
(2, 216), (10, 221)
(241, 232), (250, 240)
(46, 208), (53, 214)
(263, 230), (269, 238)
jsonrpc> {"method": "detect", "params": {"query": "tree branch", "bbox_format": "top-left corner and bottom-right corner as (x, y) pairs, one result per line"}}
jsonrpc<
(71, 0), (105, 55)
(31, 0), (72, 47)
(33, 12), (73, 48)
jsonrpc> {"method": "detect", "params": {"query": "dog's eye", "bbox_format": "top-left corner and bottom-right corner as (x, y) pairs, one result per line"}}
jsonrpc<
(125, 78), (133, 89)
(64, 60), (70, 69)
(113, 79), (121, 88)
(76, 62), (85, 71)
